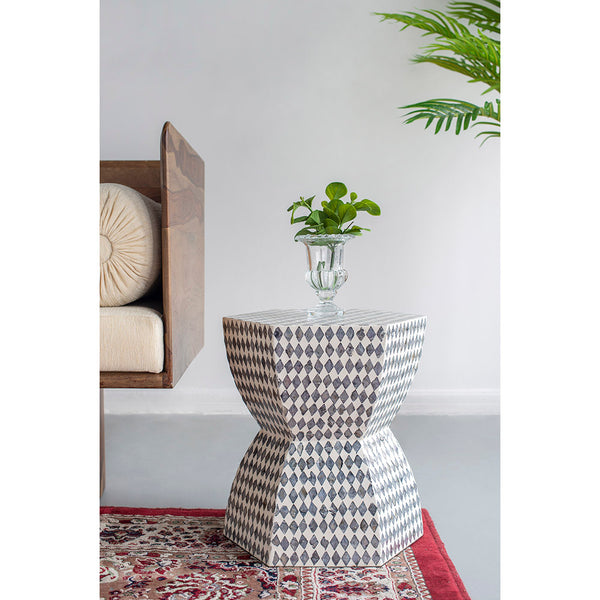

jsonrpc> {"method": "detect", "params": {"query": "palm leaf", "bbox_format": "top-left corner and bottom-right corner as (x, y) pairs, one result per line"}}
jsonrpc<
(414, 27), (500, 91)
(423, 30), (500, 64)
(374, 10), (470, 40)
(413, 52), (499, 93)
(376, 7), (500, 92)
(401, 98), (500, 139)
(448, 1), (500, 35)
(375, 1), (500, 143)
(474, 128), (501, 146)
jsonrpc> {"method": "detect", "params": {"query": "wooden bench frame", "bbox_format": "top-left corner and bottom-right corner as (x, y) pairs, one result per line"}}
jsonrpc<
(100, 122), (205, 389)
(99, 122), (204, 496)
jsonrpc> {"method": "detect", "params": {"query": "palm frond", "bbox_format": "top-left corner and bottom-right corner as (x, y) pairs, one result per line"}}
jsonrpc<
(474, 128), (500, 146)
(413, 43), (499, 94)
(376, 1), (500, 143)
(374, 10), (470, 40)
(423, 29), (500, 59)
(401, 98), (500, 138)
(478, 99), (501, 120)
(420, 29), (500, 62)
(448, 1), (500, 35)
(415, 28), (499, 92)
(376, 7), (500, 93)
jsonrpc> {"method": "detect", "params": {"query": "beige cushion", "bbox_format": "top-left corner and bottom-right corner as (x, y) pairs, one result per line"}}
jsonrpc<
(100, 183), (162, 307)
(100, 305), (164, 372)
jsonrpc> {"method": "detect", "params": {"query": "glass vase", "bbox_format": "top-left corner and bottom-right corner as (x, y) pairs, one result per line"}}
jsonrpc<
(296, 234), (353, 317)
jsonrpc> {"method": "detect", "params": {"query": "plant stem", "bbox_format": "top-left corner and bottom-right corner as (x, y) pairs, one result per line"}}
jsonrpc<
(327, 244), (335, 270)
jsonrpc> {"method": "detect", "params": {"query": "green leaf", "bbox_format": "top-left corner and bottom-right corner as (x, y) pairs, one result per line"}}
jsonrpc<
(294, 226), (316, 239)
(304, 195), (315, 208)
(322, 205), (341, 224)
(287, 200), (303, 212)
(325, 182), (348, 201)
(288, 201), (302, 223)
(338, 203), (357, 225)
(291, 215), (308, 224)
(475, 129), (500, 145)
(448, 1), (500, 35)
(325, 225), (342, 234)
(343, 225), (365, 236)
(455, 113), (464, 134)
(327, 198), (343, 212)
(400, 98), (499, 140)
(374, 10), (470, 40)
(354, 200), (381, 216)
(306, 210), (324, 226)
(350, 192), (357, 201)
(324, 218), (339, 229)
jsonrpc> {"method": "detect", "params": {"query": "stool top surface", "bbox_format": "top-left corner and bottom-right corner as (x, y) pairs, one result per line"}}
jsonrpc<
(224, 308), (425, 328)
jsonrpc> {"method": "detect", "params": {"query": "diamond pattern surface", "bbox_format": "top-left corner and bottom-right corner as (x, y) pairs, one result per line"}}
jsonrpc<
(223, 309), (426, 567)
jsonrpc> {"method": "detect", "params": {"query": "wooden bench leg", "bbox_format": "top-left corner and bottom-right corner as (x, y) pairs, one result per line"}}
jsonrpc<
(100, 389), (106, 497)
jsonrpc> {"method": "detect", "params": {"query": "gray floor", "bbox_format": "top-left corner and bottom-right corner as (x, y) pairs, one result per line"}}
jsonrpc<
(101, 415), (499, 600)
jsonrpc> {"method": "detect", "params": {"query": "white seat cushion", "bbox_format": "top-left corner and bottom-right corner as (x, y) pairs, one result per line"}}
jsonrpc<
(100, 305), (164, 373)
(100, 183), (162, 307)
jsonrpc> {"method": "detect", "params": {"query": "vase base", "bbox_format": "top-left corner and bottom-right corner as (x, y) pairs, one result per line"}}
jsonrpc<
(307, 302), (344, 318)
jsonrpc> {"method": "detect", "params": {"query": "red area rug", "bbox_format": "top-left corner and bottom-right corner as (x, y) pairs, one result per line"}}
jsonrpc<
(100, 507), (470, 599)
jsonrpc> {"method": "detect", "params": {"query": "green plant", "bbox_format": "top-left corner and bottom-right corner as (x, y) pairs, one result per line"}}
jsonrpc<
(287, 182), (381, 240)
(375, 0), (500, 144)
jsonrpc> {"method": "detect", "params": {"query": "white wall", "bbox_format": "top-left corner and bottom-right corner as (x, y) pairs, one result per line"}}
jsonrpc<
(101, 0), (499, 415)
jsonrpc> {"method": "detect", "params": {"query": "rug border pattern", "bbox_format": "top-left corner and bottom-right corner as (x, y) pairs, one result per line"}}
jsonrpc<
(100, 506), (471, 600)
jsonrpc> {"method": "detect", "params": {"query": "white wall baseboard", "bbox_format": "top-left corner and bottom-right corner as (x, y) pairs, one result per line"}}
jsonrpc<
(104, 388), (499, 416)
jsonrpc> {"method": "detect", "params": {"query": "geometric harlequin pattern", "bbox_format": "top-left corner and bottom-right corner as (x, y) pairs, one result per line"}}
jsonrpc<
(223, 309), (427, 567)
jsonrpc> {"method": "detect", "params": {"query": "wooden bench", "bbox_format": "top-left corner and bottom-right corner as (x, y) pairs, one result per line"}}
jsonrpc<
(99, 122), (205, 494)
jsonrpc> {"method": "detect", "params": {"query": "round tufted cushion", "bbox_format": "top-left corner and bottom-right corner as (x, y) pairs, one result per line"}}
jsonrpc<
(100, 183), (162, 306)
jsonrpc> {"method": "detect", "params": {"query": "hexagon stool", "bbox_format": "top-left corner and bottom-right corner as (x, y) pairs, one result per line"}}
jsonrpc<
(222, 309), (427, 567)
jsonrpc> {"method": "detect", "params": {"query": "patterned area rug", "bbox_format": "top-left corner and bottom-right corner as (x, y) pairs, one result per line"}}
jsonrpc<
(100, 508), (470, 600)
